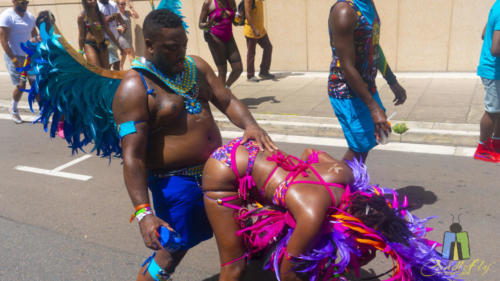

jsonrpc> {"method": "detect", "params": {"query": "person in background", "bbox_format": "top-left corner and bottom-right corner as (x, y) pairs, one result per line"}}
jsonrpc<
(98, 0), (124, 70)
(243, 0), (274, 82)
(475, 0), (500, 163)
(117, 0), (139, 70)
(199, 0), (243, 88)
(78, 0), (121, 68)
(328, 0), (406, 163)
(0, 0), (37, 124)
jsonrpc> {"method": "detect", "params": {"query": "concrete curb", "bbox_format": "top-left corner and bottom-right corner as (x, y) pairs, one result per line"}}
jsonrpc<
(212, 112), (479, 147)
(0, 100), (478, 147)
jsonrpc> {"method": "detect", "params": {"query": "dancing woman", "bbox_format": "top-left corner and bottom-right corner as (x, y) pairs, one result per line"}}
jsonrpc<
(199, 0), (243, 88)
(78, 0), (121, 68)
(202, 137), (460, 281)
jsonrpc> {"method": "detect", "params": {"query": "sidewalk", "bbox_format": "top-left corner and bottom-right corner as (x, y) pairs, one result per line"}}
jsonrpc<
(0, 72), (483, 146)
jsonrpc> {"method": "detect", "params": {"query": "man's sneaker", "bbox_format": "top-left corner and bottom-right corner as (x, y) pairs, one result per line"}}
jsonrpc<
(259, 72), (276, 80)
(473, 142), (500, 163)
(247, 76), (260, 82)
(490, 138), (500, 153)
(9, 108), (22, 124)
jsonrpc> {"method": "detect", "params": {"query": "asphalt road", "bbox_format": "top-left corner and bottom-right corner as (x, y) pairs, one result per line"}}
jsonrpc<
(0, 119), (498, 281)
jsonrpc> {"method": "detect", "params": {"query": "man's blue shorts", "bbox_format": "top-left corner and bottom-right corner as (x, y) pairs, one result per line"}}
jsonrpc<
(329, 92), (386, 153)
(148, 175), (213, 251)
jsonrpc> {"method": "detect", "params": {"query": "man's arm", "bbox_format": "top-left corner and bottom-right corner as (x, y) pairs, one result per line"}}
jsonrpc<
(0, 27), (20, 68)
(244, 0), (260, 37)
(329, 3), (388, 133)
(194, 56), (277, 151)
(482, 23), (486, 40)
(101, 13), (122, 51)
(491, 30), (500, 57)
(112, 71), (169, 250)
(377, 45), (406, 105)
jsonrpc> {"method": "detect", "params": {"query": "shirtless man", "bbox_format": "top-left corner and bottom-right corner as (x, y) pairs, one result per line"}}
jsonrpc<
(112, 9), (276, 281)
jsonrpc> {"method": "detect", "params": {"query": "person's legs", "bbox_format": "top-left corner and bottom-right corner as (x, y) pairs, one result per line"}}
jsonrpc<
(206, 33), (229, 85)
(479, 111), (495, 143)
(136, 249), (187, 281)
(143, 174), (213, 279)
(225, 37), (243, 87)
(475, 78), (500, 162)
(343, 149), (369, 163)
(245, 36), (258, 80)
(119, 48), (130, 70)
(84, 42), (104, 67)
(128, 48), (136, 66)
(492, 113), (500, 152)
(256, 35), (273, 77)
(108, 41), (120, 70)
(5, 54), (26, 124)
(202, 158), (247, 281)
(329, 95), (384, 163)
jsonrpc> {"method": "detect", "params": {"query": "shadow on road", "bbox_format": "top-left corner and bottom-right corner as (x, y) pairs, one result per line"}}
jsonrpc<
(396, 185), (437, 211)
(240, 96), (280, 109)
(202, 259), (275, 281)
(202, 260), (387, 281)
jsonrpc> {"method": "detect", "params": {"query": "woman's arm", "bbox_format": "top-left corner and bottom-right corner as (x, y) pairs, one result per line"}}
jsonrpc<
(199, 0), (213, 30)
(77, 14), (86, 52)
(128, 2), (140, 19)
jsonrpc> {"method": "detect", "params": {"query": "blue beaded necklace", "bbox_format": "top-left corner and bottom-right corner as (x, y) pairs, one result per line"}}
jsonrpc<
(131, 56), (201, 114)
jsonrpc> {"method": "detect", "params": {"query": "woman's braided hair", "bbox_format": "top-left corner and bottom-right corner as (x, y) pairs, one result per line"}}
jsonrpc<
(349, 194), (412, 245)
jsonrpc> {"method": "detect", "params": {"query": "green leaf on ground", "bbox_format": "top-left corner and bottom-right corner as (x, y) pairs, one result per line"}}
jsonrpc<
(392, 122), (409, 135)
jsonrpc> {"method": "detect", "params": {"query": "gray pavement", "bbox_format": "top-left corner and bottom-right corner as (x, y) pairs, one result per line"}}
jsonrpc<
(1, 119), (498, 281)
(0, 72), (484, 146)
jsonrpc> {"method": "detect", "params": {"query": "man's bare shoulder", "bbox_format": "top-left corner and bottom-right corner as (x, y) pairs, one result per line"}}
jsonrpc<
(330, 2), (356, 31)
(114, 70), (147, 104)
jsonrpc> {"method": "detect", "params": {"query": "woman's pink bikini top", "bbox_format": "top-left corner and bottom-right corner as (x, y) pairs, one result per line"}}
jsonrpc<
(228, 139), (344, 207)
(208, 0), (235, 42)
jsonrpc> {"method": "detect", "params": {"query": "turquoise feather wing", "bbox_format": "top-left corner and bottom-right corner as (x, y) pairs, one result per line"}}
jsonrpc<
(25, 23), (125, 158)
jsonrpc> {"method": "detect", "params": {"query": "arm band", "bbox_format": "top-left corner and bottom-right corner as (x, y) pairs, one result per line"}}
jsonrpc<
(117, 120), (146, 139)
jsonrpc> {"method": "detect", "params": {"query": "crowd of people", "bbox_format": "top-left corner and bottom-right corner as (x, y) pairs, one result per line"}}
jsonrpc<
(1, 0), (498, 280)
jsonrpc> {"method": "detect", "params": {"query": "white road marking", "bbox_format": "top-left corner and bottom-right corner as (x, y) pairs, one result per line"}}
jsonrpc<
(52, 154), (92, 172)
(14, 155), (93, 181)
(0, 113), (38, 122)
(14, 166), (92, 181)
(221, 131), (474, 158)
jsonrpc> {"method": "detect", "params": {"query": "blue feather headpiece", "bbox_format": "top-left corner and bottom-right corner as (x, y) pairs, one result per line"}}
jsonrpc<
(156, 0), (189, 30)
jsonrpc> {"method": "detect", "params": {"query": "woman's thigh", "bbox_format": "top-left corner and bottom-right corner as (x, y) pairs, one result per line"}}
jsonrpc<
(226, 37), (242, 64)
(205, 32), (228, 67)
(84, 44), (101, 66)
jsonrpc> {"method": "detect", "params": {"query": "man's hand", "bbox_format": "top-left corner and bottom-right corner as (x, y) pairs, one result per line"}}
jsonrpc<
(390, 81), (407, 106)
(241, 124), (278, 152)
(138, 215), (173, 250)
(370, 106), (390, 142)
(13, 59), (22, 69)
(252, 27), (261, 37)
